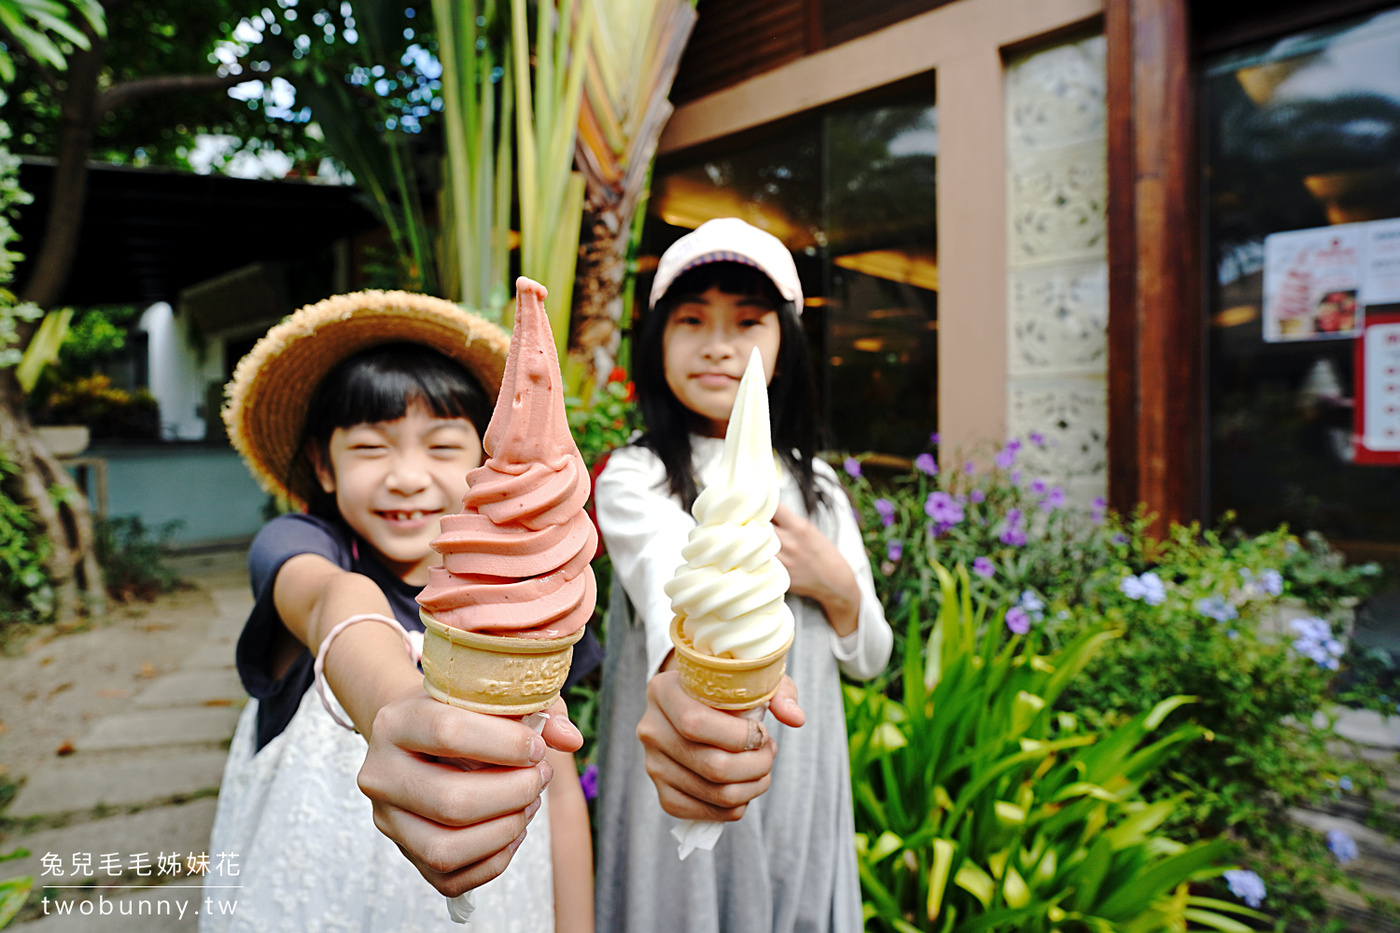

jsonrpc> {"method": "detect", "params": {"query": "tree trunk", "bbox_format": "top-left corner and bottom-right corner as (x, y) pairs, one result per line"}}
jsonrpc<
(0, 372), (105, 621)
(18, 28), (107, 311)
(570, 207), (629, 393)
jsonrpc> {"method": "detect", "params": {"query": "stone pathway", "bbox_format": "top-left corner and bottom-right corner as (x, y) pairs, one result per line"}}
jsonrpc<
(2, 550), (251, 931)
(1293, 709), (1400, 932)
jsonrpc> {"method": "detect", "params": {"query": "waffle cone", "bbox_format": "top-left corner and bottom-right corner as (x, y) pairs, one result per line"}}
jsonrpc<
(669, 615), (793, 711)
(420, 611), (584, 716)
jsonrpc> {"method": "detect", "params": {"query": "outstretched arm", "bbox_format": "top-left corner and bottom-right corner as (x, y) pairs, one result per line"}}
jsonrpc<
(272, 553), (582, 896)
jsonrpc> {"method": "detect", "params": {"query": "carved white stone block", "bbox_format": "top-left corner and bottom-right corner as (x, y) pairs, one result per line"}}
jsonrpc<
(1007, 378), (1108, 487)
(1008, 145), (1107, 266)
(1006, 36), (1108, 155)
(1008, 261), (1109, 376)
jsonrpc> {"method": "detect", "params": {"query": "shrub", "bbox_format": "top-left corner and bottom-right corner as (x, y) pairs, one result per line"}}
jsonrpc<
(0, 450), (53, 624)
(843, 436), (1387, 926)
(848, 565), (1263, 932)
(94, 516), (183, 601)
(34, 374), (159, 439)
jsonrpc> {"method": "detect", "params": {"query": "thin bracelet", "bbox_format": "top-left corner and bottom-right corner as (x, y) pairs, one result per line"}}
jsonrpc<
(314, 612), (422, 730)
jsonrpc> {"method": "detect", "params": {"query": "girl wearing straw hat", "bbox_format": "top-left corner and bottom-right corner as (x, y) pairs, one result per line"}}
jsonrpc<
(205, 291), (596, 932)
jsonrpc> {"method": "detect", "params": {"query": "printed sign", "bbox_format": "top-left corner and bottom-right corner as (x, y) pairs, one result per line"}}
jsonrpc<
(1353, 309), (1400, 464)
(1263, 224), (1363, 341)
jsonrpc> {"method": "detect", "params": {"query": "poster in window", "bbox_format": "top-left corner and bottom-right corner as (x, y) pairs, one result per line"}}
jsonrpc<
(1353, 309), (1400, 465)
(1362, 217), (1400, 306)
(1263, 224), (1363, 342)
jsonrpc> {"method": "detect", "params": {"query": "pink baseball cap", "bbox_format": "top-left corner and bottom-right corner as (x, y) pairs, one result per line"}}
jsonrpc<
(649, 217), (804, 313)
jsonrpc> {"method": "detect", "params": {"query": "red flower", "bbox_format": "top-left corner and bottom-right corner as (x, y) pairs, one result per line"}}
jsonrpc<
(607, 365), (627, 384)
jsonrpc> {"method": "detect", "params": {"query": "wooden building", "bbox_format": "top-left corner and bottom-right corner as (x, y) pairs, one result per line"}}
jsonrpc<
(641, 0), (1400, 578)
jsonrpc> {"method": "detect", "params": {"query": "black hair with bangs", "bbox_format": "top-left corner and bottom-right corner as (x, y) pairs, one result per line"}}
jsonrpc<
(300, 342), (493, 521)
(633, 261), (828, 515)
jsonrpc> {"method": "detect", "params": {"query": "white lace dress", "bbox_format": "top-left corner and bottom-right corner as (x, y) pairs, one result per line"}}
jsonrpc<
(201, 686), (554, 933)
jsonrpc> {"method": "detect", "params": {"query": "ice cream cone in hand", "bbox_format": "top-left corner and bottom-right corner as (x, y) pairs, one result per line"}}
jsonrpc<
(416, 275), (596, 715)
(661, 348), (795, 858)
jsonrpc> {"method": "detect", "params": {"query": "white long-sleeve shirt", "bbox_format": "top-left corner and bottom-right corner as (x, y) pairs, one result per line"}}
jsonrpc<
(594, 436), (892, 681)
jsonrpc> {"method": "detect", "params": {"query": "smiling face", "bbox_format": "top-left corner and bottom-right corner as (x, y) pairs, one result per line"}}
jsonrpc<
(311, 400), (482, 584)
(662, 285), (782, 437)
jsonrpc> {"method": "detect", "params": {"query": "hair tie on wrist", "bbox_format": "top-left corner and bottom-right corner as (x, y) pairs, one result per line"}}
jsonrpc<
(314, 613), (422, 730)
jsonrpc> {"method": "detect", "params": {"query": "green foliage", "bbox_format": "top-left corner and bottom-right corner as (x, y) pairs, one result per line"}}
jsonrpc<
(0, 846), (28, 928)
(32, 373), (159, 437)
(567, 368), (637, 470)
(0, 875), (30, 930)
(843, 438), (1387, 926)
(1281, 529), (1386, 614)
(0, 0), (327, 169)
(0, 298), (39, 369)
(94, 515), (183, 601)
(0, 0), (103, 81)
(0, 448), (53, 623)
(848, 565), (1262, 933)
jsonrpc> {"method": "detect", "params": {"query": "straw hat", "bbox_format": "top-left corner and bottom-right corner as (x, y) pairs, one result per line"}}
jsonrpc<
(223, 290), (511, 511)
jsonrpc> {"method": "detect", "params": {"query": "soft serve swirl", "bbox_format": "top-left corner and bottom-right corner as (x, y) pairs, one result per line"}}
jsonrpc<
(417, 277), (597, 638)
(663, 349), (795, 659)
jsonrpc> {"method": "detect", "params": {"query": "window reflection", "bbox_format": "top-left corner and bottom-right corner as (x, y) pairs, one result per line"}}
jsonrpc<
(642, 82), (937, 455)
(1205, 9), (1400, 554)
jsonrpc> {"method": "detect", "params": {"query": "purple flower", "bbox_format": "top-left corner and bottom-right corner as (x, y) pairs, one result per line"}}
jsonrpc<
(914, 453), (939, 476)
(1291, 616), (1344, 671)
(580, 763), (599, 801)
(972, 556), (995, 579)
(963, 461), (976, 475)
(1005, 606), (1031, 635)
(887, 539), (903, 562)
(1195, 596), (1238, 622)
(1007, 439), (1023, 452)
(1223, 869), (1266, 908)
(1120, 572), (1166, 606)
(1326, 828), (1358, 863)
(924, 491), (965, 525)
(929, 432), (940, 445)
(1000, 526), (1027, 546)
(1041, 486), (1066, 512)
(1243, 567), (1284, 598)
(874, 497), (895, 527)
(994, 445), (1018, 469)
(999, 507), (1026, 546)
(1010, 470), (1022, 485)
(1029, 431), (1046, 447)
(1090, 497), (1107, 525)
(1031, 478), (1048, 495)
(969, 488), (986, 504)
(844, 457), (862, 478)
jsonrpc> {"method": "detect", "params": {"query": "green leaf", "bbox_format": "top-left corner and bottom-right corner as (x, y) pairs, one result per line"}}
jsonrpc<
(1181, 907), (1260, 932)
(0, 876), (32, 928)
(1096, 839), (1230, 921)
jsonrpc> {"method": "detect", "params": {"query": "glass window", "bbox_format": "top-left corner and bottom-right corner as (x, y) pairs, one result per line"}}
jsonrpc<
(1203, 9), (1400, 547)
(641, 78), (937, 456)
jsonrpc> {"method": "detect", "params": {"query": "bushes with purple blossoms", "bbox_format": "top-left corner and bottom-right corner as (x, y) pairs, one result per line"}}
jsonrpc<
(840, 437), (1388, 929)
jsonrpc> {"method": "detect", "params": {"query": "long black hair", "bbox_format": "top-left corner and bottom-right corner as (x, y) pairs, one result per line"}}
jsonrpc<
(300, 342), (493, 522)
(633, 261), (827, 515)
